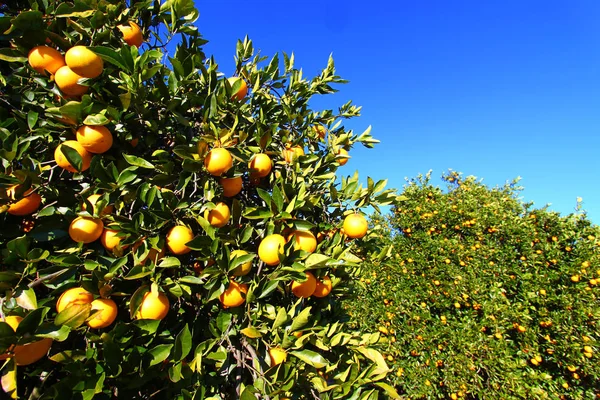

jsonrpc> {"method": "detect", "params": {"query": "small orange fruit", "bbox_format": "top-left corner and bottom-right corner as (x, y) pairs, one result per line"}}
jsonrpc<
(82, 193), (114, 216)
(65, 46), (104, 78)
(27, 46), (65, 75)
(313, 276), (332, 298)
(134, 291), (170, 320)
(56, 287), (94, 313)
(249, 153), (272, 178)
(87, 298), (118, 329)
(228, 77), (248, 101)
(219, 280), (248, 308)
(283, 145), (304, 163)
(69, 216), (104, 244)
(287, 230), (317, 254)
(337, 148), (349, 166)
(100, 229), (127, 252)
(204, 148), (233, 176)
(291, 271), (317, 298)
(313, 125), (326, 139)
(7, 186), (42, 216)
(258, 234), (286, 266)
(1, 315), (53, 366)
(166, 225), (194, 255)
(54, 140), (92, 172)
(220, 176), (243, 197)
(76, 125), (113, 154)
(268, 347), (287, 368)
(230, 249), (252, 276)
(206, 202), (231, 228)
(54, 65), (88, 97)
(343, 213), (368, 239)
(117, 21), (144, 47)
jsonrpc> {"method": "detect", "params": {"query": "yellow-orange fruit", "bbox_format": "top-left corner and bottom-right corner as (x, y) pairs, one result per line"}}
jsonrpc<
(56, 287), (94, 313)
(291, 271), (317, 298)
(269, 347), (287, 367)
(337, 148), (349, 166)
(283, 146), (304, 163)
(220, 176), (243, 197)
(204, 148), (233, 176)
(219, 280), (248, 308)
(65, 46), (104, 79)
(313, 276), (332, 298)
(76, 125), (113, 154)
(134, 291), (170, 320)
(82, 193), (114, 216)
(287, 230), (317, 254)
(100, 229), (127, 251)
(54, 65), (88, 97)
(69, 216), (104, 243)
(258, 234), (286, 266)
(28, 46), (65, 75)
(117, 21), (144, 47)
(249, 153), (272, 178)
(206, 202), (231, 228)
(343, 213), (368, 239)
(230, 249), (252, 276)
(87, 298), (118, 329)
(166, 225), (194, 255)
(54, 140), (92, 172)
(228, 77), (248, 101)
(7, 187), (42, 216)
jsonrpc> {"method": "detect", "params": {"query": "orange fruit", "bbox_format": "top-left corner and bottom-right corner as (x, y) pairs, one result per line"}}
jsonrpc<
(227, 77), (248, 101)
(220, 176), (243, 197)
(230, 249), (252, 276)
(287, 230), (317, 254)
(1, 316), (53, 366)
(76, 125), (113, 154)
(313, 125), (326, 139)
(54, 140), (92, 172)
(27, 46), (65, 75)
(7, 186), (42, 216)
(219, 280), (248, 308)
(249, 153), (272, 178)
(166, 225), (194, 255)
(343, 213), (368, 239)
(283, 145), (304, 163)
(134, 291), (170, 320)
(204, 148), (233, 176)
(337, 148), (349, 166)
(82, 193), (114, 216)
(65, 46), (104, 79)
(268, 347), (287, 368)
(54, 65), (88, 97)
(101, 229), (127, 252)
(291, 271), (317, 298)
(206, 202), (231, 228)
(56, 287), (94, 313)
(87, 298), (118, 329)
(313, 276), (332, 298)
(258, 234), (286, 266)
(69, 216), (104, 244)
(117, 21), (144, 47)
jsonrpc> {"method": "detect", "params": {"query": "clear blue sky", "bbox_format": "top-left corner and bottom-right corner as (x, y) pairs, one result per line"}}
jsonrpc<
(192, 0), (600, 222)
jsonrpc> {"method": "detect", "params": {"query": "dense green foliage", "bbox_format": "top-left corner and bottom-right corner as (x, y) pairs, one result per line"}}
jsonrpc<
(0, 0), (400, 399)
(347, 171), (600, 399)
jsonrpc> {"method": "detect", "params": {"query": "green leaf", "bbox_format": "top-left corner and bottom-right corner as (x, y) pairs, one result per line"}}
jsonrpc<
(83, 114), (110, 126)
(16, 307), (48, 335)
(173, 324), (192, 362)
(272, 307), (289, 330)
(0, 48), (26, 63)
(36, 325), (71, 342)
(240, 326), (262, 339)
(148, 344), (173, 366)
(242, 207), (274, 220)
(305, 253), (331, 269)
(373, 382), (401, 399)
(157, 257), (181, 268)
(123, 154), (155, 169)
(88, 46), (131, 72)
(355, 347), (390, 377)
(290, 306), (312, 332)
(54, 304), (91, 329)
(290, 349), (328, 369)
(60, 143), (83, 172)
(15, 287), (37, 310)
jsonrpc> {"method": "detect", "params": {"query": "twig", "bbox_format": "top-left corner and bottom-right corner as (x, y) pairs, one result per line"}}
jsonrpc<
(28, 269), (69, 288)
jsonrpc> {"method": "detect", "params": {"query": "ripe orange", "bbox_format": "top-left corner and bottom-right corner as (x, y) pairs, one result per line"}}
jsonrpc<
(313, 276), (332, 298)
(287, 230), (317, 254)
(249, 153), (272, 178)
(56, 287), (94, 313)
(166, 225), (194, 254)
(230, 249), (252, 276)
(268, 347), (287, 368)
(0, 316), (53, 366)
(258, 234), (286, 266)
(69, 216), (104, 244)
(65, 46), (104, 79)
(134, 291), (170, 320)
(206, 202), (231, 228)
(7, 186), (42, 216)
(313, 125), (326, 139)
(27, 46), (65, 75)
(291, 271), (317, 298)
(343, 213), (368, 239)
(204, 148), (233, 176)
(117, 21), (144, 47)
(219, 280), (248, 308)
(337, 148), (349, 166)
(228, 77), (248, 101)
(101, 229), (127, 252)
(220, 176), (243, 197)
(283, 145), (304, 163)
(87, 298), (118, 329)
(54, 140), (92, 172)
(83, 193), (114, 216)
(76, 125), (113, 154)
(54, 65), (88, 97)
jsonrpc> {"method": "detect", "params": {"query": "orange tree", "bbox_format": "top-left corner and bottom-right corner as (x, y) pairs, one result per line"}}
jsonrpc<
(0, 0), (401, 398)
(347, 171), (600, 399)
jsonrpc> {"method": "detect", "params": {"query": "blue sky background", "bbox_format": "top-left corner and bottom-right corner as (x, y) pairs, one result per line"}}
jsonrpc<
(191, 0), (600, 222)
